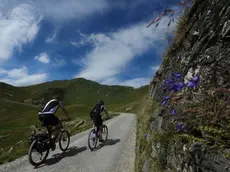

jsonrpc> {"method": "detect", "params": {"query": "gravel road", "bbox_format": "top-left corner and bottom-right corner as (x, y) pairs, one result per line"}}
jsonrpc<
(0, 113), (136, 172)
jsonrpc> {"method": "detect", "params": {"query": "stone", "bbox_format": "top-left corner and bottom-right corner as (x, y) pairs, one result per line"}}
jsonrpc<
(75, 120), (85, 129)
(125, 107), (133, 112)
(16, 140), (23, 145)
(192, 31), (200, 36)
(8, 147), (13, 154)
(24, 98), (32, 104)
(0, 134), (9, 141)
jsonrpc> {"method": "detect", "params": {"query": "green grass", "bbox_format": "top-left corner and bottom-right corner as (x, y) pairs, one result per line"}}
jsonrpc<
(0, 102), (120, 164)
(1, 78), (148, 107)
(0, 78), (149, 164)
(16, 78), (149, 106)
(134, 94), (156, 171)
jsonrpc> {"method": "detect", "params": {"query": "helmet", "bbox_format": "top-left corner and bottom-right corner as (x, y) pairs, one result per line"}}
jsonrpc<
(98, 100), (104, 105)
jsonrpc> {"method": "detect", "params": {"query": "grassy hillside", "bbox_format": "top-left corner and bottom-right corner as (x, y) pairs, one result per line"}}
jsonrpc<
(0, 101), (93, 164)
(1, 78), (148, 108)
(0, 78), (148, 164)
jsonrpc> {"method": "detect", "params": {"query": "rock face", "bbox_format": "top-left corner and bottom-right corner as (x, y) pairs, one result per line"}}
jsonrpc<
(0, 134), (9, 141)
(136, 0), (230, 171)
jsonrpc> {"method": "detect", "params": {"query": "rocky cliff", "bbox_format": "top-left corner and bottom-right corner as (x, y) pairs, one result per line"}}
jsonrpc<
(135, 0), (230, 171)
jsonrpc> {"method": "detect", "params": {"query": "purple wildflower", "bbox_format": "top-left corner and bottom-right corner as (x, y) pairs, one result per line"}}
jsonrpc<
(187, 76), (199, 89)
(172, 72), (182, 80)
(161, 96), (170, 105)
(165, 78), (173, 85)
(176, 122), (185, 131)
(173, 83), (184, 92)
(193, 76), (199, 82)
(161, 101), (167, 105)
(168, 84), (174, 91)
(172, 109), (177, 115)
(168, 82), (184, 92)
(164, 96), (170, 100)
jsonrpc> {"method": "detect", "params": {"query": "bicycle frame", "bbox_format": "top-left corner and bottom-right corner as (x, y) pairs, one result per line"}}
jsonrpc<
(93, 124), (99, 136)
(36, 120), (64, 148)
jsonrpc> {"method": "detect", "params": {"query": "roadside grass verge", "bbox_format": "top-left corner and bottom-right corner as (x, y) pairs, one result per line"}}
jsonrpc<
(0, 103), (119, 165)
(134, 97), (158, 172)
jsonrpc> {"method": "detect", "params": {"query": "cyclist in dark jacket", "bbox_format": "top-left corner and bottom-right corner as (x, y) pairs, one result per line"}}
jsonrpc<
(90, 100), (108, 142)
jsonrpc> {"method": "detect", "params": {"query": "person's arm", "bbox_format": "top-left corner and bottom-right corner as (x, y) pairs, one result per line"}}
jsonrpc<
(59, 101), (71, 120)
(103, 105), (109, 118)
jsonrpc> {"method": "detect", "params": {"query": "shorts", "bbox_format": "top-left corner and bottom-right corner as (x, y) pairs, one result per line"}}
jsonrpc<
(90, 112), (103, 127)
(38, 113), (60, 126)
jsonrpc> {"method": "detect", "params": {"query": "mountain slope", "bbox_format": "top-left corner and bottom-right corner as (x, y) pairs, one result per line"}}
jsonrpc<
(0, 78), (148, 164)
(1, 78), (148, 108)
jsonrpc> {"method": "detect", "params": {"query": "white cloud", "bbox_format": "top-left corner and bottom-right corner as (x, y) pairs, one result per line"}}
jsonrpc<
(102, 77), (151, 88)
(0, 69), (7, 74)
(71, 31), (91, 47)
(74, 17), (176, 83)
(0, 66), (48, 86)
(34, 52), (50, 64)
(1, 0), (108, 22)
(120, 78), (151, 88)
(40, 0), (108, 21)
(52, 58), (66, 67)
(7, 66), (28, 79)
(34, 52), (66, 67)
(0, 0), (109, 62)
(46, 29), (59, 43)
(0, 4), (41, 62)
(71, 41), (85, 47)
(151, 65), (160, 72)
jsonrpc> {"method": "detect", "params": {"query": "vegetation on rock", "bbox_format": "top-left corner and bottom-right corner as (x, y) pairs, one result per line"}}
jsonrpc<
(135, 0), (230, 171)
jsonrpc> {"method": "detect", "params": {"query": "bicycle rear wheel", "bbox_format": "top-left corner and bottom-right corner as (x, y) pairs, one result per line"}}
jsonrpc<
(28, 140), (49, 167)
(101, 125), (108, 142)
(88, 129), (98, 151)
(59, 130), (70, 152)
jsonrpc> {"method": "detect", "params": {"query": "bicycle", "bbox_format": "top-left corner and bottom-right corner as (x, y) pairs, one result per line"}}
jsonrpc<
(28, 120), (70, 167)
(88, 123), (108, 151)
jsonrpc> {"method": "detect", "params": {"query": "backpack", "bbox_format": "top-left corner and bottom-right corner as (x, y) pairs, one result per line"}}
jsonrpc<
(90, 102), (104, 118)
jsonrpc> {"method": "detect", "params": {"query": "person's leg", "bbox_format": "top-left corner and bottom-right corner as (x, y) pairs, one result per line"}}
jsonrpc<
(39, 114), (53, 142)
(98, 116), (103, 141)
(91, 113), (99, 136)
(99, 126), (102, 138)
(47, 125), (53, 140)
(50, 115), (61, 139)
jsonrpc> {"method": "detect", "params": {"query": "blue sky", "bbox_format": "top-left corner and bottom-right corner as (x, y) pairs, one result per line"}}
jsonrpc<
(0, 0), (182, 88)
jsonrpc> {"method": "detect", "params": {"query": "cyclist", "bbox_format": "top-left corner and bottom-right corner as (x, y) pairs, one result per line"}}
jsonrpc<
(38, 95), (71, 150)
(90, 100), (108, 142)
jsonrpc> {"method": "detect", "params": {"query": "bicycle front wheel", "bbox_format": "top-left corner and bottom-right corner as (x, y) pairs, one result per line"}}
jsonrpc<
(28, 140), (49, 167)
(88, 129), (97, 151)
(59, 130), (70, 152)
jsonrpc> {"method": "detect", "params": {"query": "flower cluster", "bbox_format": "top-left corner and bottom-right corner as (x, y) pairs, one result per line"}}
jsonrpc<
(160, 72), (200, 131)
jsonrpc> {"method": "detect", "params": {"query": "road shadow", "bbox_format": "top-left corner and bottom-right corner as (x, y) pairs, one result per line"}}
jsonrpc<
(94, 138), (120, 151)
(35, 146), (87, 168)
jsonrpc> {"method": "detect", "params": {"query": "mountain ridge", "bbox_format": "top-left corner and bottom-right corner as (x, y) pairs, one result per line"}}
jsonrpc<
(0, 77), (149, 108)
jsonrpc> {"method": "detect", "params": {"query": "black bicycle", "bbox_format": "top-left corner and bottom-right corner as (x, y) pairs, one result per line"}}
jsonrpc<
(28, 120), (70, 167)
(88, 124), (108, 151)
